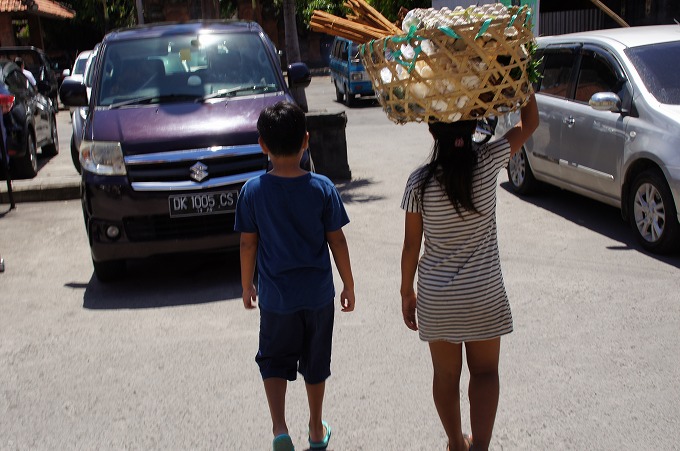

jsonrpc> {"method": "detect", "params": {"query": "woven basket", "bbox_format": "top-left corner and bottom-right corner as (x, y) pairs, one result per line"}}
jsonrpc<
(360, 6), (535, 124)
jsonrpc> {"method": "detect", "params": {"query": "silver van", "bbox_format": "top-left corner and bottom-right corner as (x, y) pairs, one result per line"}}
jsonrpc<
(501, 25), (680, 254)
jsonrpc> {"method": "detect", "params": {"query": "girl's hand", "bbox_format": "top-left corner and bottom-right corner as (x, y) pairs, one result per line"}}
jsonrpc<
(401, 291), (418, 331)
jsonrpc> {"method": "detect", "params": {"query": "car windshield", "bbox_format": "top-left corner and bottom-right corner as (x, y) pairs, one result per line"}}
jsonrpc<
(626, 40), (680, 105)
(73, 56), (89, 76)
(97, 32), (283, 107)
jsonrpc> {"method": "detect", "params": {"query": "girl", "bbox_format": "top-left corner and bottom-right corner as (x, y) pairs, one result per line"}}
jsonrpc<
(400, 94), (538, 451)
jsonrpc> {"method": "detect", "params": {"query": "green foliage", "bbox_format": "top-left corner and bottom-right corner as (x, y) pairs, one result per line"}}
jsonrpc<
(367, 0), (429, 22)
(301, 0), (349, 28)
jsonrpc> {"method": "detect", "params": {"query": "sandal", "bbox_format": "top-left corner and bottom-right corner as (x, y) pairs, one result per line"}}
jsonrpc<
(273, 433), (295, 451)
(308, 420), (331, 449)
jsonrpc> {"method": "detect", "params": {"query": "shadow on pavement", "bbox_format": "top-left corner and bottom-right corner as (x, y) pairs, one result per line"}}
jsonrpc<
(499, 180), (680, 268)
(336, 177), (384, 204)
(79, 251), (244, 309)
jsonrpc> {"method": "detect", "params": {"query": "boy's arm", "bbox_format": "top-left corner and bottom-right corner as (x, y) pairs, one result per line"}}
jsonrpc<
(240, 231), (258, 309)
(400, 212), (423, 331)
(326, 228), (355, 312)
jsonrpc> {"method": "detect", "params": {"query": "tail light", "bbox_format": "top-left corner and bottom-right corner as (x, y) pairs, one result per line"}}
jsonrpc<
(0, 94), (15, 114)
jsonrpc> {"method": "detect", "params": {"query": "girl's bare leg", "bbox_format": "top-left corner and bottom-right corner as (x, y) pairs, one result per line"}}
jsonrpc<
(465, 338), (501, 451)
(429, 341), (469, 451)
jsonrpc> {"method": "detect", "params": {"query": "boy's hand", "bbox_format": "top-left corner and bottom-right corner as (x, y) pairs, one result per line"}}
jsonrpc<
(242, 284), (258, 309)
(401, 290), (418, 331)
(339, 287), (355, 312)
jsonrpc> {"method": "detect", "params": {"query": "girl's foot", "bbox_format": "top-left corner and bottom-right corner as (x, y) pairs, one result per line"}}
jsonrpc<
(447, 434), (472, 451)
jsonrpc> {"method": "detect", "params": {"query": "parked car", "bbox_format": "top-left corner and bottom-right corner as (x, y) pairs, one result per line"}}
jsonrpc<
(499, 25), (680, 254)
(60, 48), (96, 173)
(0, 61), (59, 179)
(0, 46), (59, 112)
(59, 21), (312, 281)
(329, 36), (374, 107)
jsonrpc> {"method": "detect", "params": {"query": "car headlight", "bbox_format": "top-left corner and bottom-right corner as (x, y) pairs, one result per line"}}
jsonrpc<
(79, 140), (126, 175)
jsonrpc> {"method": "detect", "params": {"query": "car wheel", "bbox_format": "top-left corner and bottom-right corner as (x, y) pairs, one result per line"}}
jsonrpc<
(13, 133), (38, 179)
(628, 169), (680, 254)
(41, 114), (60, 156)
(71, 134), (82, 174)
(93, 259), (126, 282)
(507, 146), (536, 194)
(335, 83), (344, 103)
(344, 85), (355, 107)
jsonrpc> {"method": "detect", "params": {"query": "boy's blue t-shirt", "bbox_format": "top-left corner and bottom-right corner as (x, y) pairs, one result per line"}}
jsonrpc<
(234, 172), (349, 314)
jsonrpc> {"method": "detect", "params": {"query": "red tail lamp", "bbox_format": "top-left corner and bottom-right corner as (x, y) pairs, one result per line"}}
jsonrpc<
(0, 94), (15, 114)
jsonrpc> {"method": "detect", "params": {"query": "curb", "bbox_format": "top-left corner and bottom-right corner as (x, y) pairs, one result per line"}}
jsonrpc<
(0, 179), (80, 203)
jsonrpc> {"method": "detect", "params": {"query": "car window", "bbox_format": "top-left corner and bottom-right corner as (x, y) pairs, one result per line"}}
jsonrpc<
(73, 57), (89, 76)
(537, 49), (576, 98)
(4, 67), (32, 93)
(626, 40), (680, 105)
(97, 32), (283, 106)
(575, 51), (621, 103)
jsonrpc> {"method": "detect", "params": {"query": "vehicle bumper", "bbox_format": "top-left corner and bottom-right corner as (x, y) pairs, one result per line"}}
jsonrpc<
(349, 81), (374, 95)
(82, 174), (243, 262)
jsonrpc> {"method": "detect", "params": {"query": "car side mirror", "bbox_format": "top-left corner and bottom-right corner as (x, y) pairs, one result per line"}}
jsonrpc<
(62, 68), (71, 77)
(589, 92), (622, 113)
(59, 77), (88, 107)
(287, 62), (311, 89)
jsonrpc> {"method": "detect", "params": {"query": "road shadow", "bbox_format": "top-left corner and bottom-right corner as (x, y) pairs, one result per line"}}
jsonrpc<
(499, 181), (680, 268)
(335, 177), (385, 203)
(79, 251), (244, 309)
(334, 97), (379, 109)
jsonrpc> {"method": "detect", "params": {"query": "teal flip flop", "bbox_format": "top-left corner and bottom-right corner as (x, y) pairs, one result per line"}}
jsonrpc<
(273, 433), (295, 451)
(308, 420), (331, 449)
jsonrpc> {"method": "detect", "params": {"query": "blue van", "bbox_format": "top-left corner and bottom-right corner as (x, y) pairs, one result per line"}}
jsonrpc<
(329, 37), (374, 107)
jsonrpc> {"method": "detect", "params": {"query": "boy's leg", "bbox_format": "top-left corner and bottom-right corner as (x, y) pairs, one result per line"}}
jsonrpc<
(257, 309), (304, 439)
(305, 381), (326, 442)
(428, 340), (466, 451)
(465, 338), (501, 451)
(299, 302), (334, 443)
(264, 377), (290, 437)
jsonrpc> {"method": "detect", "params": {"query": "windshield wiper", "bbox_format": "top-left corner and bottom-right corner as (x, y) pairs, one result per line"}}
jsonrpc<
(109, 94), (203, 109)
(199, 84), (277, 102)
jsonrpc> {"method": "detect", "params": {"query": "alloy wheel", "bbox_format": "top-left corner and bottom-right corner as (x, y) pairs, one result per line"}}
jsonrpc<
(632, 182), (665, 243)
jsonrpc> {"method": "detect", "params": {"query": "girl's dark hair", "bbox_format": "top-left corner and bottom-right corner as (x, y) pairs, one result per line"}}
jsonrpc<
(257, 101), (307, 156)
(421, 120), (479, 215)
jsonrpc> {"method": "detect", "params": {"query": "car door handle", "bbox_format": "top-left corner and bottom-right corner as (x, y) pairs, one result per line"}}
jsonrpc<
(563, 116), (575, 127)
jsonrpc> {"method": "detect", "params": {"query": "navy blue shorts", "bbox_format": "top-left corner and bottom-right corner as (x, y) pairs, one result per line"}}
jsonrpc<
(256, 302), (334, 384)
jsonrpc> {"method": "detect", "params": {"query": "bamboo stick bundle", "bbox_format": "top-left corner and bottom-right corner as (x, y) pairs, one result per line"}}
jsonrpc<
(310, 10), (394, 43)
(343, 0), (402, 35)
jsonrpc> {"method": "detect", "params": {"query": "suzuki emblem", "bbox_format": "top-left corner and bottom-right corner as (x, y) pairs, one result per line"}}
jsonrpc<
(190, 162), (208, 182)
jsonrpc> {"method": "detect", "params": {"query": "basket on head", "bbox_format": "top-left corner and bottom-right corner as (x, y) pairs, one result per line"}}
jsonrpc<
(360, 5), (535, 124)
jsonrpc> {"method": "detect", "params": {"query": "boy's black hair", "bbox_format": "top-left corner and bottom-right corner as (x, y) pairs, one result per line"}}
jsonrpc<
(257, 101), (307, 156)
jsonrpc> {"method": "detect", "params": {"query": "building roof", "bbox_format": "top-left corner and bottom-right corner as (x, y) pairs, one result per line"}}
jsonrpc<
(0, 0), (75, 19)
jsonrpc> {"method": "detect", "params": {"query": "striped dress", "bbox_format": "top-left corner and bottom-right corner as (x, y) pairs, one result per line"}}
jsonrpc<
(401, 138), (513, 343)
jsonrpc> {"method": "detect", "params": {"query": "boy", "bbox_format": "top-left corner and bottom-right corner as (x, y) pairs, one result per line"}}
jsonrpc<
(235, 101), (355, 451)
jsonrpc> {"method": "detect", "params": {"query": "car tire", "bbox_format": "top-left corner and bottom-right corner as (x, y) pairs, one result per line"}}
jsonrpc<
(93, 259), (125, 282)
(41, 114), (60, 157)
(628, 169), (680, 254)
(335, 83), (344, 103)
(507, 146), (536, 195)
(71, 135), (82, 174)
(344, 85), (355, 107)
(13, 133), (38, 179)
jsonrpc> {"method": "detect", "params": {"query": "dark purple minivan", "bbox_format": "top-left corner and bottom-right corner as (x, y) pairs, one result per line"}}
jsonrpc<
(59, 21), (311, 281)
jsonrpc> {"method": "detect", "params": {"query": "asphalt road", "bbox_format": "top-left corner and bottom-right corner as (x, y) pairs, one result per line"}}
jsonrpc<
(1, 77), (680, 450)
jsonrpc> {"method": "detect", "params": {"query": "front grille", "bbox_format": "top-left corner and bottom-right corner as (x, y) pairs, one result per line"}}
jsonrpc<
(124, 145), (267, 190)
(124, 213), (235, 241)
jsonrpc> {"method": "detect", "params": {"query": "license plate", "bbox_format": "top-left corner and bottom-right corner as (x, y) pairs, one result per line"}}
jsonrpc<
(168, 190), (238, 217)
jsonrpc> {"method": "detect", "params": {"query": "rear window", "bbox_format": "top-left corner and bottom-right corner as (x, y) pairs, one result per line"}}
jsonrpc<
(97, 32), (283, 106)
(626, 40), (680, 105)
